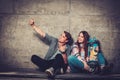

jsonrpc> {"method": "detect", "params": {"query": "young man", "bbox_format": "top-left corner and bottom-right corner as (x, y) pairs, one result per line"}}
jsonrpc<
(29, 19), (73, 77)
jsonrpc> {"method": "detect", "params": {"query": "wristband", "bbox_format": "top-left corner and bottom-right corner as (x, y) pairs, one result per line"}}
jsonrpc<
(75, 53), (80, 57)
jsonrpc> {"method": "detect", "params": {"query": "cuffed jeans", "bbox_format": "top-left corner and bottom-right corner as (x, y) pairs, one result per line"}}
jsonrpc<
(68, 53), (106, 73)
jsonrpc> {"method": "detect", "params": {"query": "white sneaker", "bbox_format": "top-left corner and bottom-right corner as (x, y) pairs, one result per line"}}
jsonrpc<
(45, 67), (54, 77)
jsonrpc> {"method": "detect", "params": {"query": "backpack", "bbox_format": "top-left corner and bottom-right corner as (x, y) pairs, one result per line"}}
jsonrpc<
(88, 37), (99, 61)
(87, 37), (100, 74)
(87, 60), (99, 74)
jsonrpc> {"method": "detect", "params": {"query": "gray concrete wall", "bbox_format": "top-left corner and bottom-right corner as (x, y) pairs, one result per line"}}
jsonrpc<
(0, 0), (120, 73)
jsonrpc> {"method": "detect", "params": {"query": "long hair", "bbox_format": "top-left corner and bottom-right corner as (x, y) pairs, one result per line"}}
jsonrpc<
(75, 31), (90, 58)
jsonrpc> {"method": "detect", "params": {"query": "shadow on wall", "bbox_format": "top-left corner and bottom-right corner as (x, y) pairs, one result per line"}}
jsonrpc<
(0, 0), (120, 73)
(76, 0), (120, 74)
(0, 48), (18, 71)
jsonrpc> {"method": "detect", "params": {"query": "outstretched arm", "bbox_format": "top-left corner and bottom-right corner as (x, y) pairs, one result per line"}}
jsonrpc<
(29, 19), (45, 38)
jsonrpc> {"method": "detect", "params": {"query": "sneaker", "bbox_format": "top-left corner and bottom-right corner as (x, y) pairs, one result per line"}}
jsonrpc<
(100, 64), (113, 75)
(99, 67), (106, 75)
(66, 66), (71, 73)
(89, 67), (95, 73)
(45, 67), (54, 77)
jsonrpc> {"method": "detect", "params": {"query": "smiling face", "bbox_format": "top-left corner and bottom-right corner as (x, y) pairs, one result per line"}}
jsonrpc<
(77, 32), (85, 44)
(58, 32), (68, 44)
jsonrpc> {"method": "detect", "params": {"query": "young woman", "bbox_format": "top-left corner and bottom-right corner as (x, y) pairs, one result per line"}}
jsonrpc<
(68, 31), (106, 73)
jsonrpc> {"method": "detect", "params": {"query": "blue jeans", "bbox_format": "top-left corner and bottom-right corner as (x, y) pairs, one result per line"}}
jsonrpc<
(68, 55), (84, 73)
(68, 53), (106, 73)
(97, 52), (106, 66)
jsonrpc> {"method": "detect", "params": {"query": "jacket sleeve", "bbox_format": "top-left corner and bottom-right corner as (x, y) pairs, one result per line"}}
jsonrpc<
(66, 45), (72, 57)
(43, 33), (57, 45)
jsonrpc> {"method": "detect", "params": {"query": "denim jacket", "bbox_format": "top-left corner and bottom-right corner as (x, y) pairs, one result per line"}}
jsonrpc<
(43, 33), (71, 60)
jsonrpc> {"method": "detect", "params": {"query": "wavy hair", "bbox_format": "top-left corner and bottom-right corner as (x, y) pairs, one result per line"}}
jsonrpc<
(75, 31), (90, 58)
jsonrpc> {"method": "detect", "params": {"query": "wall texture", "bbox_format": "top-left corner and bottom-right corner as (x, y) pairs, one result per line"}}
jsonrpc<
(0, 0), (120, 73)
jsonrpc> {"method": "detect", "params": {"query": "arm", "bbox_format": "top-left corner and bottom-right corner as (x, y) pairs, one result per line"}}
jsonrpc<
(82, 60), (90, 70)
(62, 53), (67, 64)
(29, 19), (45, 38)
(71, 45), (79, 55)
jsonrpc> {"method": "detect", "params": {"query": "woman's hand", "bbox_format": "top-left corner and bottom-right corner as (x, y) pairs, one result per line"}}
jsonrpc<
(86, 57), (90, 62)
(83, 61), (90, 71)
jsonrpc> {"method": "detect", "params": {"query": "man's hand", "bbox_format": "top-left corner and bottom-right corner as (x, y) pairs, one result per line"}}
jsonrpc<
(86, 57), (90, 62)
(58, 45), (66, 53)
(29, 19), (35, 26)
(28, 19), (45, 38)
(62, 53), (67, 64)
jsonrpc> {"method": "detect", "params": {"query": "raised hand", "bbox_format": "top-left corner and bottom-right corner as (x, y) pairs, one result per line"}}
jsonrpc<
(29, 19), (35, 26)
(29, 19), (45, 38)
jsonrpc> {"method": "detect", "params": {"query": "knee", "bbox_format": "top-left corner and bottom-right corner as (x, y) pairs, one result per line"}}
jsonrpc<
(31, 55), (38, 62)
(68, 55), (75, 64)
(55, 54), (62, 58)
